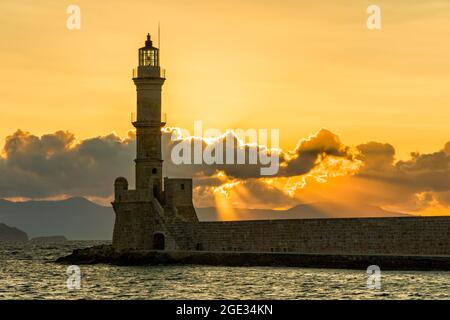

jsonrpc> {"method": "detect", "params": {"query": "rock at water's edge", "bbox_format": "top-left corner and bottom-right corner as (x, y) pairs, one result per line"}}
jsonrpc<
(30, 235), (68, 242)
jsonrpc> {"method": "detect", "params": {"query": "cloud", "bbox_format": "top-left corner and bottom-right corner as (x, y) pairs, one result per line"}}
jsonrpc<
(0, 127), (359, 203)
(354, 141), (450, 214)
(396, 150), (450, 192)
(280, 129), (355, 177)
(0, 128), (449, 216)
(357, 140), (450, 193)
(162, 128), (356, 179)
(357, 142), (395, 169)
(162, 130), (278, 179)
(0, 130), (135, 198)
(193, 177), (298, 209)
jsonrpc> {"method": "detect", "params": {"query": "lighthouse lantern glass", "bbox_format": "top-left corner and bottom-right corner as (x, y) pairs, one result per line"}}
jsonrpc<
(139, 47), (159, 67)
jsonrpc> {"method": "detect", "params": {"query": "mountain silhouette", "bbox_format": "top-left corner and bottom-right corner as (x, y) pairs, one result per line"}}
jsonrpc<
(0, 198), (408, 239)
(0, 197), (114, 240)
(196, 203), (409, 221)
(0, 223), (28, 241)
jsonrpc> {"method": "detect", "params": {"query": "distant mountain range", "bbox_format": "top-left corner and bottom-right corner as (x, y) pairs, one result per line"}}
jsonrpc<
(0, 223), (28, 241)
(0, 197), (408, 240)
(0, 197), (114, 240)
(196, 204), (409, 221)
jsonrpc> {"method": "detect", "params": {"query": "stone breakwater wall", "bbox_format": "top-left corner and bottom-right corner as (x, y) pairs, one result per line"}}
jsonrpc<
(163, 216), (450, 255)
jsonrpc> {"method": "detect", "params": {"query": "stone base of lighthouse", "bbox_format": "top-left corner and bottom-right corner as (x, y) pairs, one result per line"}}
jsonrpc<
(112, 177), (198, 251)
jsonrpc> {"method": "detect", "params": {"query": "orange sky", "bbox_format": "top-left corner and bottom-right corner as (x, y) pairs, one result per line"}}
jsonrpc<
(1, 0), (450, 160)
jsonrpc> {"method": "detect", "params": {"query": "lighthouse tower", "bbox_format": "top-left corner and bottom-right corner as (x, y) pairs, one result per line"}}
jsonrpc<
(133, 34), (165, 198)
(112, 34), (197, 252)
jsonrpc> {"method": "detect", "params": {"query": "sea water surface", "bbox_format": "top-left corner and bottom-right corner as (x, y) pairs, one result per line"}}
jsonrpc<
(0, 241), (450, 299)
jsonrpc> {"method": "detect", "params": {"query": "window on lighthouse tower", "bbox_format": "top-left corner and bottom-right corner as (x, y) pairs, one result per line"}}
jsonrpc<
(139, 34), (159, 67)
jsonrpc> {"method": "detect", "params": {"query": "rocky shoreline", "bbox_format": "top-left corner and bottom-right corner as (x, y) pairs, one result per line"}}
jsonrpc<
(56, 245), (450, 271)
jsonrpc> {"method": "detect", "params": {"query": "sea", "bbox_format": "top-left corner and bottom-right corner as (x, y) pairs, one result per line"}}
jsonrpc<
(1, 241), (449, 300)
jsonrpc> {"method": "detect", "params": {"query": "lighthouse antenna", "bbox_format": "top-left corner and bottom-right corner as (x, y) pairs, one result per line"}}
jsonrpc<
(158, 22), (161, 50)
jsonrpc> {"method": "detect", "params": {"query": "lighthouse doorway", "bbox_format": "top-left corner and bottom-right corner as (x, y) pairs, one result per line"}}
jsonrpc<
(153, 233), (165, 250)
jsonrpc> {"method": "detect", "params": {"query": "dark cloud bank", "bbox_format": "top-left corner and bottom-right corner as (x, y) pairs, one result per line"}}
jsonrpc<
(0, 129), (449, 210)
(0, 130), (135, 198)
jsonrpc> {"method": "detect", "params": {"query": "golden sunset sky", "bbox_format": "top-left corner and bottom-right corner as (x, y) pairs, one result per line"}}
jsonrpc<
(1, 1), (450, 216)
(1, 0), (450, 159)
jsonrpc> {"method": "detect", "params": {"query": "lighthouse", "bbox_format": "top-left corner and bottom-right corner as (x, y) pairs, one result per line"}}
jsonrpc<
(133, 33), (165, 199)
(107, 34), (450, 258)
(112, 34), (197, 251)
